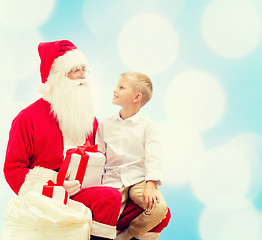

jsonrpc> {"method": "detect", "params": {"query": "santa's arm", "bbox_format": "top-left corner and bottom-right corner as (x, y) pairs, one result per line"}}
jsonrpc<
(4, 113), (57, 196)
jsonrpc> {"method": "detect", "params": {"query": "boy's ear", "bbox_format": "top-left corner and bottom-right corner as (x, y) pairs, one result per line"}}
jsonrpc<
(133, 93), (142, 103)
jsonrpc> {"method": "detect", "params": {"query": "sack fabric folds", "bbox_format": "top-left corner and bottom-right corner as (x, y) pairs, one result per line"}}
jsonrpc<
(2, 191), (92, 240)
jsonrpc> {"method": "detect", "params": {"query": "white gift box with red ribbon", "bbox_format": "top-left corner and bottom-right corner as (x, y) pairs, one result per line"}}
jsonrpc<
(63, 145), (105, 189)
(34, 180), (69, 205)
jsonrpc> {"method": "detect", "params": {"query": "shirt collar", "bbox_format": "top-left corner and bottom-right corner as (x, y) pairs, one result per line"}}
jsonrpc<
(114, 111), (142, 123)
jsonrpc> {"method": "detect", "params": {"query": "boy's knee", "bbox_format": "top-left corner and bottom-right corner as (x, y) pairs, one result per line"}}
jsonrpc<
(129, 188), (143, 201)
(159, 202), (168, 218)
(149, 201), (168, 220)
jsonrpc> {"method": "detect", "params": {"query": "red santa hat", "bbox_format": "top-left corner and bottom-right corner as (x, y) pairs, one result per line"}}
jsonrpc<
(38, 40), (88, 83)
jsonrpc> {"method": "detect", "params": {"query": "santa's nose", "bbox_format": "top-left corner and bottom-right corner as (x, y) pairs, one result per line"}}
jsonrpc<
(79, 71), (86, 79)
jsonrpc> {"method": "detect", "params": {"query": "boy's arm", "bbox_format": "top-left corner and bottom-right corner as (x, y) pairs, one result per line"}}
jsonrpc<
(144, 122), (163, 186)
(143, 122), (163, 210)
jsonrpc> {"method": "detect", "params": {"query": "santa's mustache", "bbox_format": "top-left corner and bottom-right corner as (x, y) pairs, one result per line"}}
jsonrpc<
(72, 79), (88, 87)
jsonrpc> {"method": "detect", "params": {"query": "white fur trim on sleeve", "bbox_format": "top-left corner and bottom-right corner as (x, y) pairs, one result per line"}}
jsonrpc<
(18, 166), (58, 197)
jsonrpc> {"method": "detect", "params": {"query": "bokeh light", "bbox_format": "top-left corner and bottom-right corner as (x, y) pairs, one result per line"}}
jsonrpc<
(118, 14), (179, 75)
(165, 70), (226, 131)
(1, 29), (42, 81)
(199, 202), (260, 240)
(201, 0), (261, 58)
(161, 123), (205, 185)
(0, 0), (56, 28)
(0, 38), (13, 83)
(191, 145), (251, 206)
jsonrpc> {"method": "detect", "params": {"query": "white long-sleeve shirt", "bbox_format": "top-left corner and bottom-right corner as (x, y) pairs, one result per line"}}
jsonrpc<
(95, 111), (162, 189)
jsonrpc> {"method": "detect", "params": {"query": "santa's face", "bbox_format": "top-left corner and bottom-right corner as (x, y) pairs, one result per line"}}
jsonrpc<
(67, 65), (88, 80)
(44, 66), (95, 146)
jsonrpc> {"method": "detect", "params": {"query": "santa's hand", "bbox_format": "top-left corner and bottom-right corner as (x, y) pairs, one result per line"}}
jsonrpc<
(63, 180), (81, 196)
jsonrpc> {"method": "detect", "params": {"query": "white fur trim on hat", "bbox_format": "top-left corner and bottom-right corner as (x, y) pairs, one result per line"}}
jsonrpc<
(18, 166), (58, 197)
(51, 49), (88, 75)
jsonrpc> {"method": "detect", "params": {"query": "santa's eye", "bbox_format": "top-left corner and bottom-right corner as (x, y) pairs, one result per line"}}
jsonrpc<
(69, 67), (89, 75)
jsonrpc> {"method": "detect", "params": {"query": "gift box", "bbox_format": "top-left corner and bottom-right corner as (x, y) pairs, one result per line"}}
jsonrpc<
(64, 145), (105, 188)
(34, 180), (69, 205)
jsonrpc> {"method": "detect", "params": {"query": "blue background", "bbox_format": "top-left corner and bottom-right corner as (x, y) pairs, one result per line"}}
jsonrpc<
(1, 0), (262, 239)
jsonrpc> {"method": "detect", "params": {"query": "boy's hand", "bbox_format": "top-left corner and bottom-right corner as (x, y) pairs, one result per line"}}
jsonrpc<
(143, 180), (160, 211)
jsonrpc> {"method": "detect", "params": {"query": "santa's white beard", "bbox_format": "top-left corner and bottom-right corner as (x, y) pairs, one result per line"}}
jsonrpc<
(43, 75), (95, 146)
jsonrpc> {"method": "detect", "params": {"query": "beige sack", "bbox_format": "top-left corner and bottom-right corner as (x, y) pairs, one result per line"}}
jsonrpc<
(2, 191), (92, 240)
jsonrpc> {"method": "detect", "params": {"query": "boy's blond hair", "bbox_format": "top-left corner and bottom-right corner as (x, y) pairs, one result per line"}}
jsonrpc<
(120, 72), (153, 107)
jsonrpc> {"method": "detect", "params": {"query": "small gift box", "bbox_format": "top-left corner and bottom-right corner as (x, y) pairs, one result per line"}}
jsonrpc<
(34, 180), (69, 205)
(63, 145), (105, 188)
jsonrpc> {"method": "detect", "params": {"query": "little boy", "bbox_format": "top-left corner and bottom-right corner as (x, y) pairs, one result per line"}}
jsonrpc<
(96, 72), (168, 240)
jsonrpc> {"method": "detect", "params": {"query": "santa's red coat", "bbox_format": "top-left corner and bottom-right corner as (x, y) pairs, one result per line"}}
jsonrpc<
(4, 98), (97, 194)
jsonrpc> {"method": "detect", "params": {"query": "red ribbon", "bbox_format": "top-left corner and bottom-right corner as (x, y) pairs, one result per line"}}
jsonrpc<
(75, 154), (89, 185)
(42, 180), (55, 199)
(64, 191), (69, 205)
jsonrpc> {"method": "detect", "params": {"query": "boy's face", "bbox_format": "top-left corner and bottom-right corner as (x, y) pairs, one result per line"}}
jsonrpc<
(113, 77), (137, 108)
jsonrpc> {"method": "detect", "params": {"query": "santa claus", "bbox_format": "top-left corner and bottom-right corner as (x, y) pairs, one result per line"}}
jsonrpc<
(4, 40), (121, 240)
